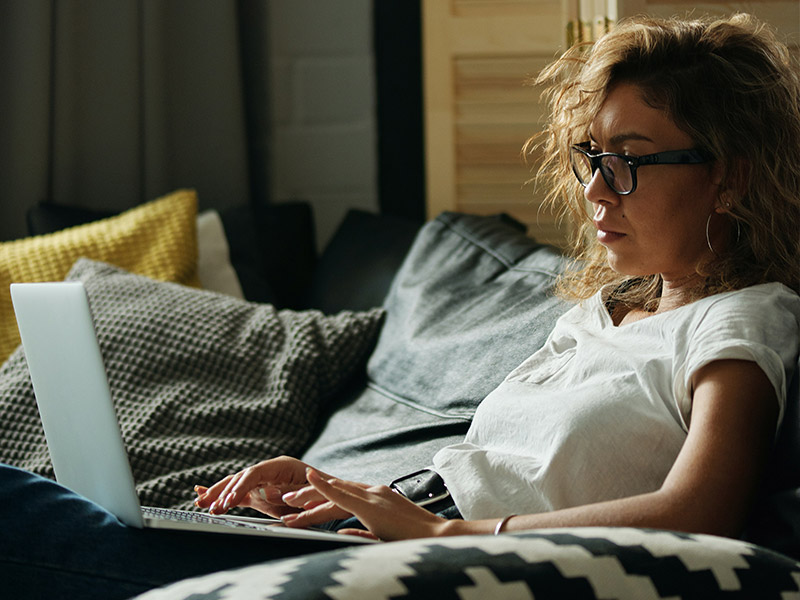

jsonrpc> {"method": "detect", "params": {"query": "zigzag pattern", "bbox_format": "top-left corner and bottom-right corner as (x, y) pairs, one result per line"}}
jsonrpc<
(138, 528), (800, 600)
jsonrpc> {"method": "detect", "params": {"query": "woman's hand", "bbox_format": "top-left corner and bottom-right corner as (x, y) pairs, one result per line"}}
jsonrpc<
(282, 468), (452, 541)
(194, 456), (345, 519)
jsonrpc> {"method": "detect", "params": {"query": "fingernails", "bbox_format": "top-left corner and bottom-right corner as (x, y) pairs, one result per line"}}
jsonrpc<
(281, 514), (298, 525)
(282, 491), (297, 502)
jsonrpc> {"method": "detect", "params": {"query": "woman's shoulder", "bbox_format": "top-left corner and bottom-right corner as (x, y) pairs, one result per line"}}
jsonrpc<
(689, 282), (800, 343)
(702, 282), (800, 315)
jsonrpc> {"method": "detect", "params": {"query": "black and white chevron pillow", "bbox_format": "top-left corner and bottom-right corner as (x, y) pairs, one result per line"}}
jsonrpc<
(133, 527), (800, 599)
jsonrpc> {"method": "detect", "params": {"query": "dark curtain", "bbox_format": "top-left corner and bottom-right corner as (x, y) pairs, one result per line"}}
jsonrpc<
(0, 0), (270, 242)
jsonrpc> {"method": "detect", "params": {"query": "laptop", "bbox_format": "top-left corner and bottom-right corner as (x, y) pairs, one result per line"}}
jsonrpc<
(9, 281), (375, 544)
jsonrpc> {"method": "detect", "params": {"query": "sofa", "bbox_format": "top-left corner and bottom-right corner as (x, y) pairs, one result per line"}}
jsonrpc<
(2, 192), (800, 599)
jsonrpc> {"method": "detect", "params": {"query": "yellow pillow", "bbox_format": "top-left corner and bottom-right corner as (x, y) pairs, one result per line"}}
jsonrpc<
(0, 189), (200, 362)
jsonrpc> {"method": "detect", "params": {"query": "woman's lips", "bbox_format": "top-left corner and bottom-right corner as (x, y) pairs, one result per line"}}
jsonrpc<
(596, 228), (626, 244)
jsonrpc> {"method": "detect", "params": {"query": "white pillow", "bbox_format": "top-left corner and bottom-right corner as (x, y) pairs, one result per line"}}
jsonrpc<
(196, 210), (244, 299)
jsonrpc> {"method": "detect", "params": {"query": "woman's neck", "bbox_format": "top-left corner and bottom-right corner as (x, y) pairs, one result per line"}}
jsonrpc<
(657, 272), (705, 314)
(610, 272), (705, 326)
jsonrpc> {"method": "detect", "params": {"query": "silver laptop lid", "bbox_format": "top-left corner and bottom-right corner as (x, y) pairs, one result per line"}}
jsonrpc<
(10, 281), (144, 527)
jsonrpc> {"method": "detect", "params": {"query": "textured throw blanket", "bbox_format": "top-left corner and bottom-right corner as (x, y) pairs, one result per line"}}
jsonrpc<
(0, 259), (384, 510)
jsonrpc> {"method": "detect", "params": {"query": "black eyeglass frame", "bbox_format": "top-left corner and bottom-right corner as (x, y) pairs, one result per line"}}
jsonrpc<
(570, 141), (712, 195)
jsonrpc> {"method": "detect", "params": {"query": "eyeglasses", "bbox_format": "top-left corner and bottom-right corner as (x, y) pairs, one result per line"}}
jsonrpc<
(570, 142), (711, 195)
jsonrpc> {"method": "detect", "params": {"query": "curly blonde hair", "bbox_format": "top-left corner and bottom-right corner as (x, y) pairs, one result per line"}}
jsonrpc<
(531, 13), (800, 308)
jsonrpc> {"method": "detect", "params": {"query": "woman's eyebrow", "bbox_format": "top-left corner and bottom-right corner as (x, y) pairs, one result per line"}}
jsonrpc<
(589, 131), (653, 146)
(589, 132), (655, 146)
(612, 132), (654, 145)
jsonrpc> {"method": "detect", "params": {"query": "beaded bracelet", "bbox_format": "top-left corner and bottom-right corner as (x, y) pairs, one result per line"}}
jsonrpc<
(493, 514), (516, 536)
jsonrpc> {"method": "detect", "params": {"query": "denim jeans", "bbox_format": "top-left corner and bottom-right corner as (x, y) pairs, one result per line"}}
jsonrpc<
(0, 464), (356, 600)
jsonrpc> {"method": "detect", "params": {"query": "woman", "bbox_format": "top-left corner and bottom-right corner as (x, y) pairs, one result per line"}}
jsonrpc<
(196, 12), (800, 542)
(4, 11), (800, 599)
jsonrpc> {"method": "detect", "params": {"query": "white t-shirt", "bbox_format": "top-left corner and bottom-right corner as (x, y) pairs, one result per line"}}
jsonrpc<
(433, 283), (800, 521)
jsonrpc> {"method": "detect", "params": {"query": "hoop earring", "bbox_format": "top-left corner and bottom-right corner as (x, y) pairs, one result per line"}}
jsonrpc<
(706, 213), (742, 256)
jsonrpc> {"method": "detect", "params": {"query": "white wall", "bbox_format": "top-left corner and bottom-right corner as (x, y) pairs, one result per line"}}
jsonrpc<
(268, 0), (379, 251)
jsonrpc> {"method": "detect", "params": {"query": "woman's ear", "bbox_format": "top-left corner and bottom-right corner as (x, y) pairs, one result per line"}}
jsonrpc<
(712, 161), (730, 214)
(715, 194), (734, 214)
(714, 158), (750, 213)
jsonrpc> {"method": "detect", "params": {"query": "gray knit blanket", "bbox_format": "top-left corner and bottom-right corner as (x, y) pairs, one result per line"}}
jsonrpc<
(0, 259), (384, 510)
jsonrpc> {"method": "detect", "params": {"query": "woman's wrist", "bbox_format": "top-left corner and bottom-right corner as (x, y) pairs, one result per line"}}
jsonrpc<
(433, 517), (505, 537)
(494, 514), (516, 535)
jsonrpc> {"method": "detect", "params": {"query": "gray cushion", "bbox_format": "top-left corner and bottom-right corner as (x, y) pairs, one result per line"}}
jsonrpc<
(0, 259), (384, 509)
(302, 212), (570, 483)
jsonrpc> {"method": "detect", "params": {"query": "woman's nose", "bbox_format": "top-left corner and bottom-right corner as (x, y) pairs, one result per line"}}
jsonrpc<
(584, 169), (620, 206)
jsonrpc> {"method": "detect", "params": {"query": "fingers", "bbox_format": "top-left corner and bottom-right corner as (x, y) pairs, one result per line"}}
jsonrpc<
(194, 475), (234, 510)
(305, 468), (390, 509)
(279, 469), (378, 528)
(280, 499), (354, 528)
(193, 462), (368, 529)
(280, 469), (385, 529)
(193, 457), (313, 516)
(282, 485), (328, 511)
(198, 468), (448, 542)
(299, 468), (447, 541)
(337, 528), (380, 541)
(207, 471), (250, 514)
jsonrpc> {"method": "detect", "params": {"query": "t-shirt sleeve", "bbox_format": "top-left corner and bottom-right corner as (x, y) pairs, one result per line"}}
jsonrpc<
(673, 285), (800, 431)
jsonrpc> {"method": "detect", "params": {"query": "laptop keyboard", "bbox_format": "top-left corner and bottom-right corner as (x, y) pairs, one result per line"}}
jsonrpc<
(142, 506), (276, 530)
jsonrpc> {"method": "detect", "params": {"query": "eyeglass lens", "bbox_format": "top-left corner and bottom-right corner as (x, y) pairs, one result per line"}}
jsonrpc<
(570, 149), (634, 194)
